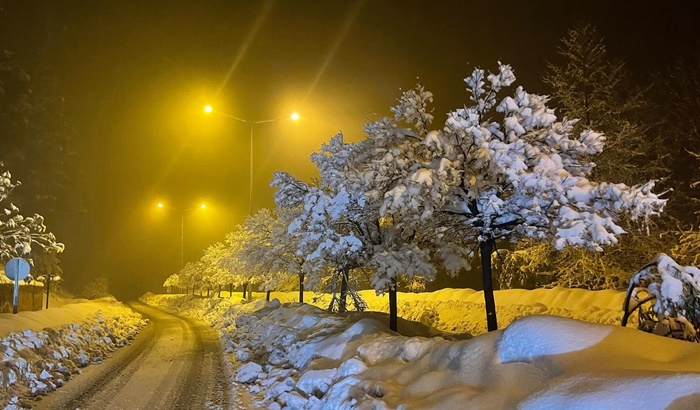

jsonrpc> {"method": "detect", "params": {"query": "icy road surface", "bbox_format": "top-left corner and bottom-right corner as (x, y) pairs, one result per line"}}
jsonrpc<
(33, 302), (231, 410)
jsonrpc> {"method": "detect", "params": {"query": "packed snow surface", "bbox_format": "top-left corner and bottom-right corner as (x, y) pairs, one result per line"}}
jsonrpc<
(0, 297), (146, 409)
(143, 288), (700, 409)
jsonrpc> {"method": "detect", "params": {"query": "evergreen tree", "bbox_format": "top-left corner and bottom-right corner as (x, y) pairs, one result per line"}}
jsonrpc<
(543, 23), (663, 184)
(659, 49), (700, 228)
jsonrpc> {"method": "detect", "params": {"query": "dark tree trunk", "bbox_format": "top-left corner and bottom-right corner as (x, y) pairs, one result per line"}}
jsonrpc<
(206, 287), (210, 297)
(229, 283), (233, 298)
(299, 272), (305, 303)
(217, 286), (222, 298)
(389, 276), (397, 332)
(242, 283), (248, 299)
(480, 238), (498, 331)
(339, 268), (349, 313)
(45, 279), (50, 309)
(266, 290), (271, 302)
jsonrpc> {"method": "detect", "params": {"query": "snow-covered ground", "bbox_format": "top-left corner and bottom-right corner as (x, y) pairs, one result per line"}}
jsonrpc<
(142, 288), (700, 409)
(0, 296), (146, 409)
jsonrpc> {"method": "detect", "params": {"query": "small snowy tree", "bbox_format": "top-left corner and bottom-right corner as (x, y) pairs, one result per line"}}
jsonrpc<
(220, 229), (258, 299)
(622, 254), (700, 342)
(270, 206), (308, 302)
(272, 171), (367, 313)
(200, 243), (233, 297)
(163, 273), (180, 293)
(179, 261), (202, 295)
(273, 126), (464, 331)
(376, 63), (665, 331)
(234, 209), (297, 301)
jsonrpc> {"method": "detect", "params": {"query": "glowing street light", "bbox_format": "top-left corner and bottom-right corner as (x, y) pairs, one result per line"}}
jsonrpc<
(157, 201), (207, 269)
(203, 105), (299, 215)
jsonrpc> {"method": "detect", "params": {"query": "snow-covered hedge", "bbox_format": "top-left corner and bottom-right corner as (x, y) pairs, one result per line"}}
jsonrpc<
(623, 253), (700, 342)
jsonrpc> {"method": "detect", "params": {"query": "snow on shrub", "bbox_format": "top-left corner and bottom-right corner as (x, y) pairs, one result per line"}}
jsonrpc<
(622, 253), (700, 341)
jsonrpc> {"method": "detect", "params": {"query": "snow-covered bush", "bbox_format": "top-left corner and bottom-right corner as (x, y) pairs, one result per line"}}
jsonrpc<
(622, 253), (700, 342)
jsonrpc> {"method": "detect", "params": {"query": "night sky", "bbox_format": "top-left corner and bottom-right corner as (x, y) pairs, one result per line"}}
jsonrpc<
(1, 1), (698, 298)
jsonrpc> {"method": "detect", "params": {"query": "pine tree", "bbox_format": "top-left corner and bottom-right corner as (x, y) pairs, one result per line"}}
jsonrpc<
(543, 23), (662, 184)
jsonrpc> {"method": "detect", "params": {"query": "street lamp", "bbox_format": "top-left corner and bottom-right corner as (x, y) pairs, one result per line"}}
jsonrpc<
(157, 202), (207, 269)
(204, 105), (299, 215)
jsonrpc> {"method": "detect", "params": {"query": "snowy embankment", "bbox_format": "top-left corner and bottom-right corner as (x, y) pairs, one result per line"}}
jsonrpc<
(143, 288), (700, 409)
(267, 287), (627, 335)
(0, 297), (146, 409)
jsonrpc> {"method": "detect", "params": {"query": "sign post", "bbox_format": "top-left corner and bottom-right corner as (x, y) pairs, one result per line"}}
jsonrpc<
(5, 258), (31, 314)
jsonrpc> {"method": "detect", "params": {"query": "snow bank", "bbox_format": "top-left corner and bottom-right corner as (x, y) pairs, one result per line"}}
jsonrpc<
(238, 286), (627, 335)
(0, 297), (146, 409)
(144, 288), (700, 409)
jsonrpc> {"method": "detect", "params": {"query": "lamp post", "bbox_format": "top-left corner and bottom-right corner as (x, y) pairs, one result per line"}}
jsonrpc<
(158, 202), (206, 269)
(203, 105), (298, 215)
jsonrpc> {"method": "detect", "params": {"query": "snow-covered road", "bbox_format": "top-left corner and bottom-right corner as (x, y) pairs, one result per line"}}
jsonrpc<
(31, 302), (231, 410)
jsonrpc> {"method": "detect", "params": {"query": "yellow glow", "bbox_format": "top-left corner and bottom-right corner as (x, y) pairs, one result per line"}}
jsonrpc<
(290, 112), (300, 121)
(157, 202), (164, 208)
(200, 203), (207, 209)
(204, 105), (213, 113)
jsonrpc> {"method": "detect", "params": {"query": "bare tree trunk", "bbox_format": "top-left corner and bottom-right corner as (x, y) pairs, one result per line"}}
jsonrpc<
(480, 238), (498, 331)
(299, 272), (305, 303)
(45, 279), (50, 309)
(242, 283), (248, 299)
(217, 286), (222, 298)
(389, 276), (397, 332)
(266, 290), (271, 302)
(339, 268), (349, 313)
(229, 283), (233, 298)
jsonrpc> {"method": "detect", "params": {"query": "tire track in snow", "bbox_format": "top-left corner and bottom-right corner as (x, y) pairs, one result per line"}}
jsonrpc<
(33, 302), (230, 410)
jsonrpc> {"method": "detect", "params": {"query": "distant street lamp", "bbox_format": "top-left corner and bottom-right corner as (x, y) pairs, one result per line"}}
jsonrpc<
(204, 105), (299, 214)
(157, 202), (207, 269)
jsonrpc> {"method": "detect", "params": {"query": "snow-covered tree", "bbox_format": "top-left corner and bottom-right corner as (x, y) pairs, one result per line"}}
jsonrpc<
(200, 243), (233, 297)
(0, 164), (64, 267)
(375, 63), (665, 331)
(495, 24), (672, 292)
(270, 206), (308, 302)
(272, 171), (367, 313)
(178, 261), (202, 295)
(622, 254), (700, 342)
(220, 229), (258, 299)
(232, 209), (297, 301)
(163, 273), (180, 293)
(273, 125), (463, 330)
